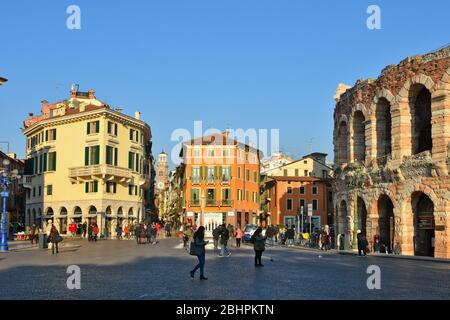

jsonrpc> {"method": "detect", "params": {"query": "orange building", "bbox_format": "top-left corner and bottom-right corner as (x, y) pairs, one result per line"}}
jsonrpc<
(264, 176), (333, 232)
(180, 132), (262, 236)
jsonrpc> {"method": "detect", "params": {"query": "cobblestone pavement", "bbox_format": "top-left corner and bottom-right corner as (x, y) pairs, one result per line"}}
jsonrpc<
(0, 238), (449, 300)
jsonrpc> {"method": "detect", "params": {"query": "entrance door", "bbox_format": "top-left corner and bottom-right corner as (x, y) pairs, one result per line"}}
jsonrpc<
(59, 218), (68, 234)
(204, 213), (223, 237)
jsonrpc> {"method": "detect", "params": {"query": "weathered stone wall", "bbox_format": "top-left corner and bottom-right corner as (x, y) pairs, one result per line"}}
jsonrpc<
(333, 46), (450, 258)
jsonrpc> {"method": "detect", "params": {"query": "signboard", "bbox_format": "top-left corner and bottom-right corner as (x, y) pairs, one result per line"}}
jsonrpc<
(307, 204), (313, 217)
(418, 216), (434, 230)
(1, 192), (9, 198)
(187, 212), (194, 217)
(227, 212), (235, 217)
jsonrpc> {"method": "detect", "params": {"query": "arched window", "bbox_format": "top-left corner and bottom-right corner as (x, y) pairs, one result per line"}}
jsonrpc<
(336, 121), (349, 165)
(352, 111), (366, 162)
(410, 84), (432, 154)
(376, 97), (392, 157)
(60, 207), (68, 216)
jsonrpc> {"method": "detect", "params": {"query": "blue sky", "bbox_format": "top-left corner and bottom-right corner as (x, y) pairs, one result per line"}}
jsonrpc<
(0, 0), (449, 167)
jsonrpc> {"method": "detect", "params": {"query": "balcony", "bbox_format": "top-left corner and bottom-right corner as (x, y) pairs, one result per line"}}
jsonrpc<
(206, 176), (216, 185)
(69, 164), (132, 183)
(205, 199), (218, 206)
(220, 199), (233, 207)
(21, 176), (33, 189)
(189, 199), (201, 207)
(138, 174), (151, 189)
(221, 175), (231, 184)
(191, 177), (201, 185)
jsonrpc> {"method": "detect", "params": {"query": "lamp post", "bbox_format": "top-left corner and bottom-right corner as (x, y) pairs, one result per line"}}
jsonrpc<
(0, 159), (22, 252)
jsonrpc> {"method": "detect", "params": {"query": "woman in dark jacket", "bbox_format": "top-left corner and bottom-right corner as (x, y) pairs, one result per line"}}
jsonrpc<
(190, 226), (209, 280)
(49, 224), (60, 255)
(253, 227), (266, 267)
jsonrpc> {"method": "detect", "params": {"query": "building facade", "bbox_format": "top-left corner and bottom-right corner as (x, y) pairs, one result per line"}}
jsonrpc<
(333, 46), (450, 258)
(22, 85), (154, 237)
(260, 152), (293, 175)
(180, 132), (262, 236)
(263, 153), (331, 178)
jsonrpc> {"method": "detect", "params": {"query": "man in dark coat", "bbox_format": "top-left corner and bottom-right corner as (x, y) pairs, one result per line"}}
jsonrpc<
(219, 224), (231, 257)
(212, 226), (221, 252)
(357, 230), (368, 256)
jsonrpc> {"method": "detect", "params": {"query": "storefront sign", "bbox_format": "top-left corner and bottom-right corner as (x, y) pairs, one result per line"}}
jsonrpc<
(187, 212), (194, 217)
(227, 212), (235, 217)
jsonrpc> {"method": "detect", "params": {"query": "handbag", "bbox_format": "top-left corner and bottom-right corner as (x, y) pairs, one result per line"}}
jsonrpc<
(189, 241), (203, 256)
(56, 235), (63, 243)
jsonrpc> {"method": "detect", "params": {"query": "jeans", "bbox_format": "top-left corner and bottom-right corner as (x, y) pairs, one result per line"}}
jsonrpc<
(287, 239), (294, 246)
(52, 242), (59, 254)
(213, 239), (219, 251)
(192, 252), (206, 277)
(255, 250), (263, 265)
(236, 238), (241, 248)
(220, 242), (230, 256)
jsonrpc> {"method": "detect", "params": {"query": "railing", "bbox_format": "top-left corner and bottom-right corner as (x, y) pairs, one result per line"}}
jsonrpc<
(206, 176), (216, 185)
(189, 200), (201, 207)
(221, 176), (231, 184)
(191, 177), (201, 185)
(205, 199), (218, 206)
(21, 176), (33, 188)
(220, 199), (233, 207)
(69, 164), (132, 179)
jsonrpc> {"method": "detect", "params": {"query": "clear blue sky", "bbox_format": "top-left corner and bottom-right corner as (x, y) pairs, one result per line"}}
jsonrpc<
(1, 0), (449, 167)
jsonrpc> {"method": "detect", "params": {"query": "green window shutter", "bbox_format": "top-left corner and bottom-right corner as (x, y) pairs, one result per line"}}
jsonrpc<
(54, 129), (56, 140)
(203, 166), (207, 179)
(43, 153), (47, 172)
(113, 183), (117, 193)
(45, 130), (48, 141)
(190, 167), (194, 179)
(87, 122), (91, 135)
(115, 123), (118, 136)
(85, 147), (90, 165)
(106, 146), (110, 165)
(229, 166), (232, 178)
(94, 181), (98, 193)
(85, 182), (89, 193)
(52, 152), (57, 171)
(95, 146), (100, 164)
(128, 152), (134, 170)
(136, 154), (139, 172)
(130, 129), (133, 140)
(95, 121), (100, 133)
(114, 148), (118, 166)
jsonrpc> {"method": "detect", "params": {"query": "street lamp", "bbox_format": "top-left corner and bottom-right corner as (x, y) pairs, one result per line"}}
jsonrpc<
(0, 159), (22, 251)
(0, 77), (8, 86)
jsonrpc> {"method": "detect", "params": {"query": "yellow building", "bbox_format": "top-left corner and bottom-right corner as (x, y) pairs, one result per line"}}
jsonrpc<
(22, 85), (153, 237)
(263, 152), (332, 179)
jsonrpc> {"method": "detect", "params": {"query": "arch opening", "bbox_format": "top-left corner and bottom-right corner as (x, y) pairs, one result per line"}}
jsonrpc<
(412, 192), (435, 257)
(353, 111), (366, 162)
(376, 97), (392, 158)
(410, 84), (432, 155)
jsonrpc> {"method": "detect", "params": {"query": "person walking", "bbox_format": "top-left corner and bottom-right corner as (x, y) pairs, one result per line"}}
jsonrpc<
(164, 221), (172, 238)
(190, 226), (209, 281)
(116, 224), (123, 240)
(82, 222), (87, 239)
(87, 223), (93, 241)
(212, 226), (221, 252)
(49, 224), (60, 255)
(266, 225), (275, 246)
(357, 230), (368, 256)
(124, 225), (130, 239)
(151, 223), (157, 244)
(286, 226), (295, 247)
(30, 224), (38, 245)
(234, 226), (244, 248)
(219, 224), (231, 257)
(252, 227), (266, 267)
(93, 223), (99, 242)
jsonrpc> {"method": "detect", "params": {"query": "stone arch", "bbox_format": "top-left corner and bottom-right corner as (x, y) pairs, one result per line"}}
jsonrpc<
(411, 191), (435, 257)
(351, 103), (368, 120)
(356, 196), (368, 236)
(375, 194), (395, 253)
(335, 120), (349, 166)
(105, 206), (112, 215)
(59, 207), (68, 216)
(73, 206), (82, 216)
(117, 207), (124, 216)
(352, 110), (366, 162)
(397, 74), (436, 101)
(45, 207), (54, 215)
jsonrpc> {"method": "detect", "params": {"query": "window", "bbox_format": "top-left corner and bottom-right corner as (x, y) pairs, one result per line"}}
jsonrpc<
(85, 181), (99, 193)
(207, 166), (216, 183)
(130, 129), (134, 141)
(237, 167), (241, 179)
(300, 199), (306, 212)
(107, 121), (118, 136)
(223, 149), (229, 157)
(45, 129), (57, 142)
(287, 199), (293, 211)
(85, 146), (100, 166)
(191, 166), (201, 184)
(245, 212), (249, 225)
(135, 130), (139, 143)
(253, 192), (258, 203)
(245, 190), (249, 201)
(253, 171), (257, 183)
(33, 187), (36, 197)
(191, 189), (200, 205)
(135, 154), (140, 172)
(207, 149), (215, 157)
(129, 184), (134, 195)
(245, 169), (250, 181)
(221, 166), (231, 183)
(312, 199), (318, 211)
(38, 186), (42, 196)
(87, 121), (100, 135)
(295, 169), (299, 177)
(237, 189), (243, 201)
(106, 146), (118, 166)
(128, 152), (135, 170)
(193, 149), (201, 158)
(312, 186), (318, 195)
(287, 186), (293, 194)
(304, 170), (308, 177)
(106, 182), (117, 194)
(284, 169), (288, 176)
(206, 188), (216, 205)
(222, 188), (231, 205)
(300, 186), (305, 194)
(48, 152), (57, 171)
(47, 185), (52, 196)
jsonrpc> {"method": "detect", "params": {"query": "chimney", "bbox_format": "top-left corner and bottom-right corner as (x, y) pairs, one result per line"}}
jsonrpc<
(89, 89), (95, 99)
(41, 100), (50, 116)
(135, 111), (141, 120)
